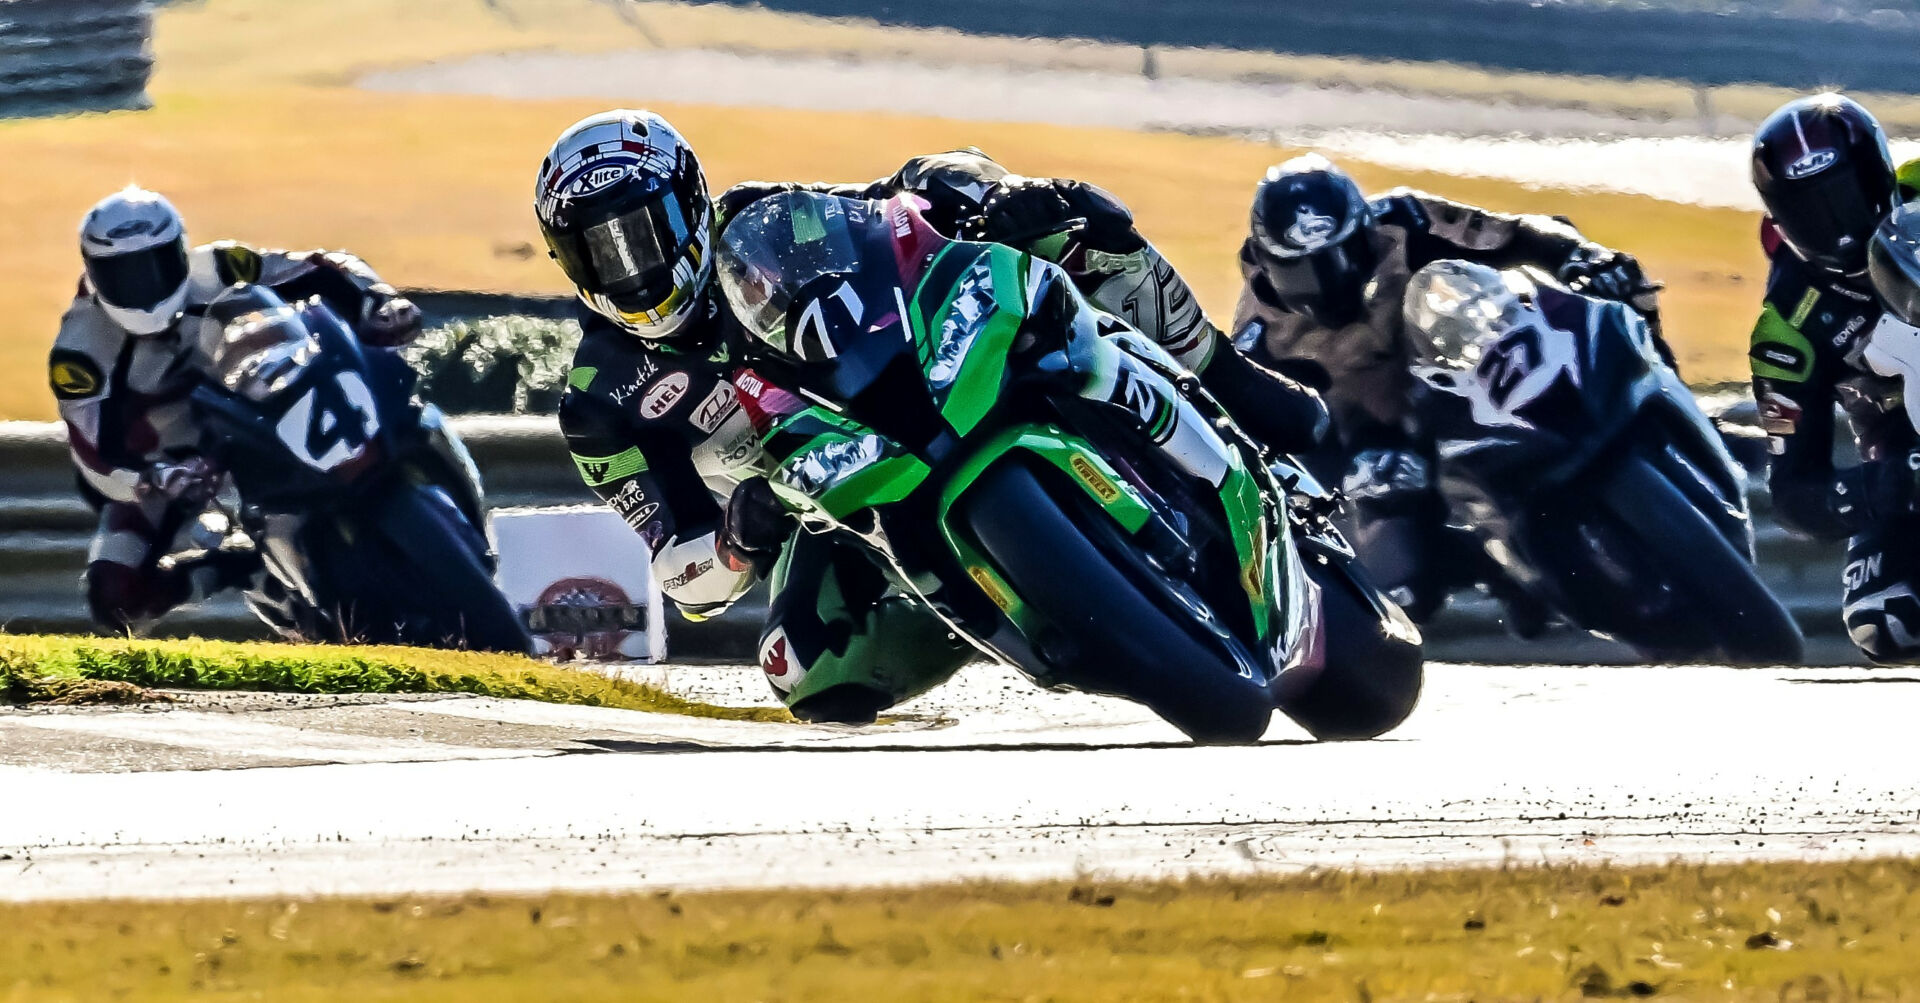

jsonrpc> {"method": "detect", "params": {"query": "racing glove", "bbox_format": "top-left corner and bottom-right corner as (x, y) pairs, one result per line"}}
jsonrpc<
(718, 477), (793, 577)
(359, 285), (422, 347)
(966, 178), (1144, 253)
(139, 457), (221, 506)
(1557, 246), (1661, 315)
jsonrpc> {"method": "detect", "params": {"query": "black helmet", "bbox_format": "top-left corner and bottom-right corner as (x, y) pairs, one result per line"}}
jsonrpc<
(1249, 153), (1378, 328)
(535, 110), (712, 339)
(1752, 93), (1895, 277)
(1868, 203), (1920, 326)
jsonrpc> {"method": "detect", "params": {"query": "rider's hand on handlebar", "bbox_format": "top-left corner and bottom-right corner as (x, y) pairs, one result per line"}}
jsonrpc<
(718, 477), (793, 576)
(358, 285), (422, 347)
(140, 457), (221, 506)
(1559, 248), (1660, 314)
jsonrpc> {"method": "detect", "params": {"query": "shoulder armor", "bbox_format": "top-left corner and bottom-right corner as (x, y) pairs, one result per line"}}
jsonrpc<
(1899, 158), (1920, 201)
(1370, 190), (1429, 232)
(202, 240), (264, 285)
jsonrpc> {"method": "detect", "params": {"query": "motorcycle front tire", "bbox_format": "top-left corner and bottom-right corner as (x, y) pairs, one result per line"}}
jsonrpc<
(963, 461), (1274, 744)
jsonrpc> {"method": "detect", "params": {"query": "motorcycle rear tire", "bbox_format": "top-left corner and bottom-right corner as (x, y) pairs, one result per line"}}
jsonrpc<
(963, 461), (1274, 744)
(1275, 548), (1425, 741)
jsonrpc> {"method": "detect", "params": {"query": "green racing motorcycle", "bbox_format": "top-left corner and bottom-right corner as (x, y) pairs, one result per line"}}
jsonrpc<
(717, 192), (1423, 743)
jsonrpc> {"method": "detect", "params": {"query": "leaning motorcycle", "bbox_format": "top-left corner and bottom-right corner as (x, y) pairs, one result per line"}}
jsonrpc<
(717, 193), (1422, 742)
(1404, 260), (1803, 663)
(182, 284), (531, 653)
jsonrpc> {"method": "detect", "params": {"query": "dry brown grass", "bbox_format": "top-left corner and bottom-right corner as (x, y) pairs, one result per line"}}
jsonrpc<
(6, 859), (1920, 1000)
(0, 0), (1763, 420)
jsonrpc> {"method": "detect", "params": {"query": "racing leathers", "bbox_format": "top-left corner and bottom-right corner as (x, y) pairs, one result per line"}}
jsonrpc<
(51, 242), (421, 629)
(1234, 189), (1665, 622)
(1750, 233), (1920, 662)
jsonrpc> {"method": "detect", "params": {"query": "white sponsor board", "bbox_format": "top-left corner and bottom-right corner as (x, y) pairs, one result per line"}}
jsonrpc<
(492, 506), (665, 662)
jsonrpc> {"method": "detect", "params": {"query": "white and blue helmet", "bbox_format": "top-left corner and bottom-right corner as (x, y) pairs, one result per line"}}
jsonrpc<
(80, 186), (190, 335)
(535, 110), (713, 340)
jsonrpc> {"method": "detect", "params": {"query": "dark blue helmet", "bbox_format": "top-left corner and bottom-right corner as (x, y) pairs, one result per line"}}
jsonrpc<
(1752, 93), (1894, 277)
(1249, 154), (1378, 328)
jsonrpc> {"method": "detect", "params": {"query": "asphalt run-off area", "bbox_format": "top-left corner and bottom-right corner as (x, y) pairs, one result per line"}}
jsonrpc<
(3, 662), (1916, 902)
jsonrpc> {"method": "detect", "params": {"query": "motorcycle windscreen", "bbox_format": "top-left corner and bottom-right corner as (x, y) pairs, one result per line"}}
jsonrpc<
(717, 193), (868, 352)
(204, 299), (320, 403)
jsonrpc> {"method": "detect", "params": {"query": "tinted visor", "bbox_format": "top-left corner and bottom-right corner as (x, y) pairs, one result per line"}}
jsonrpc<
(1260, 229), (1376, 327)
(87, 238), (189, 310)
(546, 195), (692, 313)
(1771, 169), (1889, 273)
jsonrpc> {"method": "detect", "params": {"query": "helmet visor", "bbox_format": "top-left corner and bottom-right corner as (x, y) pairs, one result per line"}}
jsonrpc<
(87, 238), (189, 311)
(1770, 168), (1889, 273)
(717, 193), (866, 349)
(1260, 229), (1375, 327)
(546, 194), (694, 314)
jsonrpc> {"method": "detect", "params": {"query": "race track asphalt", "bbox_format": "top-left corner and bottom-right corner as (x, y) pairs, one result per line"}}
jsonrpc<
(3, 661), (1917, 902)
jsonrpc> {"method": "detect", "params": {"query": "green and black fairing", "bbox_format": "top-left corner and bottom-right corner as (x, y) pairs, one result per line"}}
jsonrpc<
(722, 192), (1420, 741)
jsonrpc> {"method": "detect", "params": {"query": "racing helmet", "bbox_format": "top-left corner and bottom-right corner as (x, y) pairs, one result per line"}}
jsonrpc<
(1752, 93), (1895, 277)
(79, 186), (190, 336)
(1249, 154), (1379, 328)
(535, 110), (713, 340)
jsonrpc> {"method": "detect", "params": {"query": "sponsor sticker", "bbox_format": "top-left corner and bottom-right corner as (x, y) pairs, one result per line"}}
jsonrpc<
(525, 576), (644, 660)
(969, 566), (1017, 614)
(640, 371), (691, 419)
(1068, 454), (1121, 504)
(1284, 207), (1339, 250)
(569, 160), (636, 196)
(758, 627), (806, 693)
(691, 381), (741, 433)
(48, 350), (102, 400)
(1785, 149), (1837, 180)
(661, 559), (713, 591)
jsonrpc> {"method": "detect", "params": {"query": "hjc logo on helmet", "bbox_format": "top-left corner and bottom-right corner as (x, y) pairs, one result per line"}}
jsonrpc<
(1285, 208), (1339, 251)
(1785, 149), (1838, 180)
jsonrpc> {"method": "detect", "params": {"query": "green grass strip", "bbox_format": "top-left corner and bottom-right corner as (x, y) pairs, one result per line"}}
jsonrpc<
(0, 634), (788, 721)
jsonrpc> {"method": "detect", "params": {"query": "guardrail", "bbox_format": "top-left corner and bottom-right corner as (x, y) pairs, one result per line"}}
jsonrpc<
(0, 0), (153, 117)
(0, 415), (1859, 663)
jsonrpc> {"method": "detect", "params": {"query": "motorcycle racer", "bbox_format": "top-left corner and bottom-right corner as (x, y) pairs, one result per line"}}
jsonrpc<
(52, 185), (423, 631)
(1233, 153), (1664, 624)
(1747, 93), (1920, 662)
(542, 111), (1324, 722)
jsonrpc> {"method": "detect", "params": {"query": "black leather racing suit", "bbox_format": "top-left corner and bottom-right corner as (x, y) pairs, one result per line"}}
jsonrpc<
(1749, 236), (1919, 661)
(1233, 189), (1665, 623)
